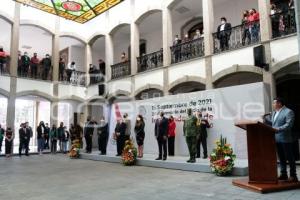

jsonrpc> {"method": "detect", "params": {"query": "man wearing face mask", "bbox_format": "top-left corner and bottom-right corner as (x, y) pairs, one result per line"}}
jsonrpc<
(123, 113), (131, 142)
(173, 35), (182, 63)
(41, 54), (52, 80)
(184, 109), (198, 163)
(217, 17), (232, 51)
(21, 52), (30, 77)
(97, 117), (109, 155)
(196, 112), (210, 159)
(154, 112), (169, 161)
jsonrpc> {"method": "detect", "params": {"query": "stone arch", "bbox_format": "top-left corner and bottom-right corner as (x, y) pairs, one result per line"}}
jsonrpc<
(107, 90), (131, 104)
(0, 11), (13, 24)
(88, 32), (105, 45)
(272, 55), (298, 75)
(134, 84), (164, 100)
(60, 32), (87, 44)
(212, 65), (263, 84)
(134, 84), (164, 96)
(16, 90), (53, 102)
(180, 16), (203, 38)
(135, 9), (162, 24)
(59, 95), (85, 103)
(20, 19), (55, 35)
(169, 75), (206, 92)
(0, 88), (10, 98)
(108, 23), (130, 36)
(167, 0), (183, 9)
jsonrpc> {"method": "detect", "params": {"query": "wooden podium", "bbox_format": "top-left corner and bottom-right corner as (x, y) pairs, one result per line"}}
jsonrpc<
(233, 120), (300, 193)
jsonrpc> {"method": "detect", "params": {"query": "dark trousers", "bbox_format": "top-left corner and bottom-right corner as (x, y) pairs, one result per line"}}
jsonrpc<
(116, 135), (125, 155)
(5, 139), (12, 155)
(19, 139), (29, 155)
(44, 137), (49, 149)
(197, 136), (208, 158)
(51, 140), (57, 153)
(219, 34), (229, 51)
(98, 136), (108, 154)
(276, 142), (297, 177)
(85, 135), (93, 153)
(21, 65), (29, 77)
(0, 139), (3, 152)
(168, 136), (175, 156)
(31, 65), (37, 78)
(43, 67), (50, 80)
(242, 28), (251, 45)
(157, 137), (167, 159)
(59, 69), (64, 81)
(0, 63), (4, 74)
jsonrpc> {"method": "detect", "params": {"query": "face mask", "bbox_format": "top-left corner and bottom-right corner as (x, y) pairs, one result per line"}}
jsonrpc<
(221, 21), (226, 24)
(137, 118), (141, 121)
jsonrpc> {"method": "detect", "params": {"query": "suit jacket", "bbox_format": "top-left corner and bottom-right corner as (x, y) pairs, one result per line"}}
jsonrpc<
(19, 128), (30, 141)
(84, 121), (95, 137)
(124, 119), (131, 136)
(115, 122), (127, 137)
(217, 23), (232, 39)
(265, 106), (295, 143)
(154, 117), (168, 138)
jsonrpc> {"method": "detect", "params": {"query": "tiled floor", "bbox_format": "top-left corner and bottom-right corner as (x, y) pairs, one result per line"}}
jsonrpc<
(0, 155), (299, 200)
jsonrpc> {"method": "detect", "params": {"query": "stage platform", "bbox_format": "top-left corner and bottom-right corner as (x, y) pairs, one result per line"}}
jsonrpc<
(80, 151), (249, 176)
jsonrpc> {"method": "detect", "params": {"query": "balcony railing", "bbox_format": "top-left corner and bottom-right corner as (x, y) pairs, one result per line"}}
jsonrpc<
(213, 20), (261, 53)
(171, 38), (205, 64)
(70, 71), (86, 86)
(271, 9), (296, 39)
(17, 65), (53, 81)
(111, 61), (131, 80)
(137, 50), (163, 72)
(89, 71), (105, 85)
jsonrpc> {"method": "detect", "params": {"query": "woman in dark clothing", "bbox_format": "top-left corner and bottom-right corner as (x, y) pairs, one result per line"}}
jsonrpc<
(134, 115), (145, 158)
(5, 128), (14, 158)
(50, 124), (58, 154)
(97, 117), (109, 155)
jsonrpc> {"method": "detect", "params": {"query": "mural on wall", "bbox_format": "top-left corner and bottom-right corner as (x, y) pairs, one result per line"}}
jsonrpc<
(14, 0), (124, 23)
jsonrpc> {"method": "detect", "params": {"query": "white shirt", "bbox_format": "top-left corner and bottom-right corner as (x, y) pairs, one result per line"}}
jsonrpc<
(274, 107), (283, 122)
(68, 63), (76, 70)
(220, 24), (226, 31)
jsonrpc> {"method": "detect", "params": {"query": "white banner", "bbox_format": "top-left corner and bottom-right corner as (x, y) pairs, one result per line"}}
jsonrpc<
(108, 82), (270, 159)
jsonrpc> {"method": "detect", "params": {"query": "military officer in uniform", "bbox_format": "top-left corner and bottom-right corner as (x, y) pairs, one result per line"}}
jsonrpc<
(183, 108), (199, 163)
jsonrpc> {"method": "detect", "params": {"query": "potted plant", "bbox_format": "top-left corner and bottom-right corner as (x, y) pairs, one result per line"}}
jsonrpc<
(69, 139), (81, 159)
(209, 135), (236, 176)
(121, 139), (138, 166)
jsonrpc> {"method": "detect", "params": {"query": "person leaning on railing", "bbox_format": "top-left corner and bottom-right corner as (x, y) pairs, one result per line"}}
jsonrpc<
(248, 8), (260, 43)
(216, 17), (232, 51)
(241, 10), (251, 46)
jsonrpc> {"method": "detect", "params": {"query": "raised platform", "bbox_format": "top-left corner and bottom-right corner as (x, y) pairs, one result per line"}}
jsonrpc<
(233, 178), (300, 193)
(80, 151), (249, 176)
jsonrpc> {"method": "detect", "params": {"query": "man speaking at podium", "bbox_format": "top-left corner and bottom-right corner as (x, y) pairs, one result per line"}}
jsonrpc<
(264, 97), (298, 182)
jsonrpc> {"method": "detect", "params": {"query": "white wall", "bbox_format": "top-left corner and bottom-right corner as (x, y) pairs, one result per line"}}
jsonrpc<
(0, 76), (11, 93)
(107, 78), (132, 94)
(69, 46), (85, 72)
(141, 27), (163, 54)
(134, 70), (164, 90)
(19, 25), (52, 58)
(0, 18), (12, 53)
(270, 36), (298, 66)
(0, 0), (15, 18)
(58, 84), (86, 100)
(16, 78), (53, 96)
(168, 58), (206, 84)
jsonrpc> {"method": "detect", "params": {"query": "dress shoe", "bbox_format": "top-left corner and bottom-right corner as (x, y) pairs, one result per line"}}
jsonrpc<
(116, 154), (121, 157)
(155, 157), (162, 160)
(278, 174), (288, 181)
(190, 159), (196, 163)
(288, 176), (299, 183)
(163, 157), (167, 161)
(203, 156), (208, 159)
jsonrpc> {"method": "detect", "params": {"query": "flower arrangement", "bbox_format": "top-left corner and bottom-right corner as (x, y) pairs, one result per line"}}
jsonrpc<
(69, 139), (81, 159)
(121, 139), (138, 166)
(209, 135), (236, 176)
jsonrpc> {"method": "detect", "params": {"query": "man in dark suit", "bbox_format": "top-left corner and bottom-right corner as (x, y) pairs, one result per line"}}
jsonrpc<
(264, 97), (298, 182)
(19, 123), (30, 156)
(154, 112), (168, 161)
(196, 112), (210, 159)
(217, 17), (232, 51)
(84, 116), (96, 153)
(115, 118), (127, 156)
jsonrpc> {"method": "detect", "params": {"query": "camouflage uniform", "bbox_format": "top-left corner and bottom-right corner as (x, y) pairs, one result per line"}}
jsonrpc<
(183, 114), (199, 162)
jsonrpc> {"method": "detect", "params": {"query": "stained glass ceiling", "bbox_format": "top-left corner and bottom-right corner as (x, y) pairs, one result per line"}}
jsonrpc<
(14, 0), (123, 23)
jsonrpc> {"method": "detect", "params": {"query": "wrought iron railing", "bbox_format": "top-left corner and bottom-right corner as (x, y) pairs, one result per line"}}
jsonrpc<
(111, 61), (131, 80)
(137, 50), (163, 72)
(89, 71), (105, 85)
(171, 38), (205, 64)
(70, 71), (86, 86)
(271, 9), (296, 39)
(213, 20), (261, 53)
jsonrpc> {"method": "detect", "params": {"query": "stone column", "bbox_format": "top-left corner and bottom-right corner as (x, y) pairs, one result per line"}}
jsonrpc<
(51, 17), (60, 127)
(85, 43), (92, 86)
(105, 12), (113, 81)
(6, 3), (20, 131)
(202, 0), (214, 90)
(162, 6), (172, 95)
(258, 0), (276, 99)
(52, 17), (60, 82)
(130, 0), (139, 75)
